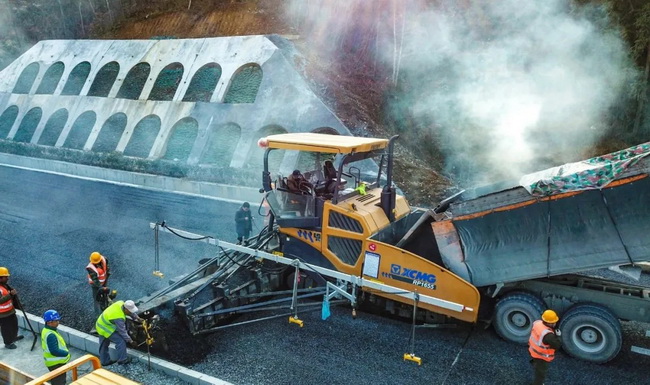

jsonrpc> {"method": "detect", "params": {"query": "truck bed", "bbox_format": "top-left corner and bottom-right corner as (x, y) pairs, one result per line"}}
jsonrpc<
(437, 155), (650, 287)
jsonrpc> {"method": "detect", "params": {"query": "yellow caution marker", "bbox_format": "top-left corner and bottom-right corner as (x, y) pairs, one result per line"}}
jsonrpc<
(289, 316), (304, 327)
(403, 353), (422, 365)
(153, 270), (164, 278)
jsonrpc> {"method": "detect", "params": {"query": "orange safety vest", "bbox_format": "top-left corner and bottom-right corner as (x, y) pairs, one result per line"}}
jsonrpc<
(86, 257), (107, 285)
(528, 320), (556, 362)
(0, 285), (14, 314)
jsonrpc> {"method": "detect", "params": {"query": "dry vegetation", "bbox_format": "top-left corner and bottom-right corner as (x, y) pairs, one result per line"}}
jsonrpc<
(93, 0), (452, 207)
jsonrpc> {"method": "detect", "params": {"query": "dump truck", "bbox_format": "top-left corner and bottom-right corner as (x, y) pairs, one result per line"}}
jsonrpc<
(140, 133), (650, 364)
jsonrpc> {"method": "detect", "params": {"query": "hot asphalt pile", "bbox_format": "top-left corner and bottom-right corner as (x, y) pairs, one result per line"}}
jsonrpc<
(1, 166), (650, 384)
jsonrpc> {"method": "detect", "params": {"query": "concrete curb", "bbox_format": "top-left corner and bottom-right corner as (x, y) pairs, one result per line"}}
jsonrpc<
(0, 153), (261, 204)
(16, 313), (232, 385)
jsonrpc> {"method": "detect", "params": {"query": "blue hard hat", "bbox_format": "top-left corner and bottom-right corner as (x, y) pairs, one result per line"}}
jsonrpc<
(43, 309), (61, 322)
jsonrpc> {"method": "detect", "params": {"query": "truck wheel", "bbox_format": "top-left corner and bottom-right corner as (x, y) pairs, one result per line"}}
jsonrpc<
(493, 292), (544, 344)
(559, 304), (622, 363)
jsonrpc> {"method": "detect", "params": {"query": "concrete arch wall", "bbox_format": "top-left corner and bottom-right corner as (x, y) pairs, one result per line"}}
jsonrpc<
(0, 36), (352, 173)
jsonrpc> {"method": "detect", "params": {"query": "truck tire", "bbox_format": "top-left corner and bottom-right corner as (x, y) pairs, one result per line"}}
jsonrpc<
(558, 304), (622, 363)
(493, 292), (545, 344)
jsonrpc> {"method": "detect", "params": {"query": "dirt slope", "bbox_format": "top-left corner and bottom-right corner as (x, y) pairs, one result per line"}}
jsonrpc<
(99, 0), (452, 207)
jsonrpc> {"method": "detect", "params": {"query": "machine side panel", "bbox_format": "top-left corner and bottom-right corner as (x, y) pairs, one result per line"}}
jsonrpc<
(361, 241), (480, 323)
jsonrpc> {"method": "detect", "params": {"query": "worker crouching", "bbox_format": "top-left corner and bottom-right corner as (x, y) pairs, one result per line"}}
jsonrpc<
(95, 300), (143, 366)
(528, 310), (562, 385)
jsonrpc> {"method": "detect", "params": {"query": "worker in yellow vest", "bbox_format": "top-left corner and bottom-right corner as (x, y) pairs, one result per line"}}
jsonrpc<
(41, 310), (70, 385)
(528, 309), (562, 385)
(95, 300), (142, 366)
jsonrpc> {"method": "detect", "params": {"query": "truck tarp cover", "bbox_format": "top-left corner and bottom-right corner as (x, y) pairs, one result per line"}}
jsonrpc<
(452, 144), (650, 287)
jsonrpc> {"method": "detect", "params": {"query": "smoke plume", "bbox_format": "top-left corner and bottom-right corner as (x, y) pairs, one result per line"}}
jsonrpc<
(286, 0), (635, 186)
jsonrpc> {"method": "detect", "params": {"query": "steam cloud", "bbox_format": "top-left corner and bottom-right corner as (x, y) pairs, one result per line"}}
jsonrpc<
(286, 0), (635, 186)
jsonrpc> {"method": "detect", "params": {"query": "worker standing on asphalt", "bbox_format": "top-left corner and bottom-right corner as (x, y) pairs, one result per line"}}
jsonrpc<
(235, 202), (253, 245)
(529, 309), (562, 385)
(95, 300), (142, 366)
(0, 267), (24, 349)
(86, 251), (110, 331)
(41, 310), (70, 385)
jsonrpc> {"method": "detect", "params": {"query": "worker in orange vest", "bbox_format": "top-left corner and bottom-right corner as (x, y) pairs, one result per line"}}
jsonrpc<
(87, 252), (110, 333)
(0, 267), (24, 349)
(528, 309), (562, 385)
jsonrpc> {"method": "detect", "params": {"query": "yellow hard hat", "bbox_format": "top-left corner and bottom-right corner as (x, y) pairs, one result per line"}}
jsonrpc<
(0, 267), (9, 277)
(89, 252), (103, 264)
(542, 309), (559, 323)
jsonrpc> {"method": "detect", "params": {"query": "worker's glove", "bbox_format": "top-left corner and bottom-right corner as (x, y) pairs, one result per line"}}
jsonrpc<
(128, 340), (138, 348)
(555, 329), (562, 337)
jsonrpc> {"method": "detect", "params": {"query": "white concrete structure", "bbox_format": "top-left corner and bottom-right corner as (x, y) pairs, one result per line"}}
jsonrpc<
(0, 36), (348, 176)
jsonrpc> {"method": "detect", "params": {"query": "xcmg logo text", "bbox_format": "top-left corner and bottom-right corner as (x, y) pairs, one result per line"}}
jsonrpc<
(383, 264), (437, 289)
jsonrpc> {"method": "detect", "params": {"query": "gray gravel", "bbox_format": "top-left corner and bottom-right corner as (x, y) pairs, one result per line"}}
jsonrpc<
(1, 165), (650, 385)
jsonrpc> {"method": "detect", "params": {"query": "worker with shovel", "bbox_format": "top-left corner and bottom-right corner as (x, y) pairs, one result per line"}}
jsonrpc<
(87, 251), (110, 333)
(0, 267), (24, 349)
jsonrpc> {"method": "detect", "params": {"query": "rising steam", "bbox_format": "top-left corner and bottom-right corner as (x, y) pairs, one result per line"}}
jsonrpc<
(286, 0), (635, 185)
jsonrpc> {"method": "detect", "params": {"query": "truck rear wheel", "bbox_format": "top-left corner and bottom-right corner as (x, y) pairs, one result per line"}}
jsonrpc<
(559, 304), (622, 363)
(493, 292), (544, 344)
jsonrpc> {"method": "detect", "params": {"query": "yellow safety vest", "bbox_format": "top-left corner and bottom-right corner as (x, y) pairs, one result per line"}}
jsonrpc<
(95, 300), (126, 338)
(41, 328), (71, 367)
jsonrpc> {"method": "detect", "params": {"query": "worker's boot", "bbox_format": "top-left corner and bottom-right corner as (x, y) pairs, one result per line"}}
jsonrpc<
(5, 343), (17, 349)
(89, 327), (98, 335)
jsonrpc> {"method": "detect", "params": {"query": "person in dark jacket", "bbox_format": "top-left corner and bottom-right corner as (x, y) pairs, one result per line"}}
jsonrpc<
(529, 309), (562, 385)
(41, 310), (70, 385)
(235, 202), (253, 245)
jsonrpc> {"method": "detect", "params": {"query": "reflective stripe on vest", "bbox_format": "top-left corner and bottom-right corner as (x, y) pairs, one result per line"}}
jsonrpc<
(87, 257), (107, 285)
(0, 285), (14, 313)
(41, 328), (71, 367)
(95, 300), (126, 338)
(528, 320), (555, 362)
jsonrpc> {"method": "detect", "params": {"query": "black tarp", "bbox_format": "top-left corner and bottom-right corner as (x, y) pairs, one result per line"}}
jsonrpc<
(452, 176), (650, 287)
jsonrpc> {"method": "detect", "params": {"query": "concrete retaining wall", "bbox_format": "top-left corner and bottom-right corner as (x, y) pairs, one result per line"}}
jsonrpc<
(0, 152), (261, 204)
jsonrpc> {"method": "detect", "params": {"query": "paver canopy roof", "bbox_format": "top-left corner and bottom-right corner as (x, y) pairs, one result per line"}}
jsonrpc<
(264, 133), (388, 154)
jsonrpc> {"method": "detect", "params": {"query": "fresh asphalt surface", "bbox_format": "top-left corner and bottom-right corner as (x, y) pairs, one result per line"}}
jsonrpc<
(0, 164), (649, 385)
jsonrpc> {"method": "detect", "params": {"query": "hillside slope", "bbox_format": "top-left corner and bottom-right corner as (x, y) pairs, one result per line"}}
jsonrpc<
(97, 0), (453, 206)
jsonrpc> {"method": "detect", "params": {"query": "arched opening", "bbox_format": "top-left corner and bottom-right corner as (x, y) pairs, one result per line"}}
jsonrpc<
(35, 62), (65, 94)
(92, 113), (127, 153)
(38, 109), (69, 146)
(13, 107), (43, 143)
(296, 128), (340, 170)
(162, 117), (198, 162)
(116, 63), (151, 100)
(248, 125), (288, 171)
(223, 63), (263, 104)
(199, 122), (240, 166)
(312, 127), (340, 135)
(13, 62), (40, 94)
(183, 63), (221, 102)
(63, 111), (96, 150)
(61, 62), (91, 96)
(148, 63), (184, 101)
(0, 106), (19, 138)
(88, 61), (120, 97)
(124, 115), (161, 158)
